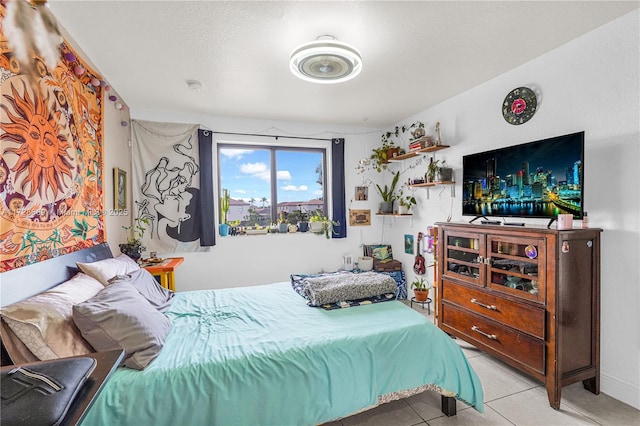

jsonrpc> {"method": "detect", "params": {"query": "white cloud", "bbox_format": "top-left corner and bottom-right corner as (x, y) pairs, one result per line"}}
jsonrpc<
(277, 170), (292, 180)
(235, 189), (247, 194)
(282, 184), (308, 192)
(220, 148), (254, 159)
(240, 162), (270, 181)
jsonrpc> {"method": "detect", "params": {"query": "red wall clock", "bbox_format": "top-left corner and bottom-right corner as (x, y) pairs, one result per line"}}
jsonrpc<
(502, 87), (537, 125)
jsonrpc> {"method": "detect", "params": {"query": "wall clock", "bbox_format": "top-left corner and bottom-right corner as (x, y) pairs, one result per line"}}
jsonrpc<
(502, 87), (537, 125)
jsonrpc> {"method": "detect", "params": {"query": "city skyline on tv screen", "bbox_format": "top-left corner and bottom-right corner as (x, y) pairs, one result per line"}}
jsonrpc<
(462, 132), (584, 219)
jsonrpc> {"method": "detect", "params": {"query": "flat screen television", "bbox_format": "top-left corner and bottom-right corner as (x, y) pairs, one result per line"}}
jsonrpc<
(462, 131), (584, 225)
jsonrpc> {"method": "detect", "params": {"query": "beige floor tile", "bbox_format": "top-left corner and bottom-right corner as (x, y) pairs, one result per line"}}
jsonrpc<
(560, 382), (640, 426)
(467, 355), (536, 402)
(427, 405), (513, 425)
(487, 387), (599, 425)
(340, 399), (424, 426)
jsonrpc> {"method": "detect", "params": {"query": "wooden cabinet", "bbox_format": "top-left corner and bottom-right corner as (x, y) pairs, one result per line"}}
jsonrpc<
(436, 222), (601, 410)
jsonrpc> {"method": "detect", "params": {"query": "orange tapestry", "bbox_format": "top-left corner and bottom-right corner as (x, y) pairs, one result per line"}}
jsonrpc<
(0, 6), (105, 271)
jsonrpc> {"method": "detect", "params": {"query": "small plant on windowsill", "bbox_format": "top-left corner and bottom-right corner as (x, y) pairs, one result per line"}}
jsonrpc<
(309, 211), (339, 239)
(120, 217), (149, 261)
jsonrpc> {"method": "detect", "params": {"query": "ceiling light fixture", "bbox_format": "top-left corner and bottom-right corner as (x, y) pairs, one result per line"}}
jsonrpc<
(290, 35), (362, 84)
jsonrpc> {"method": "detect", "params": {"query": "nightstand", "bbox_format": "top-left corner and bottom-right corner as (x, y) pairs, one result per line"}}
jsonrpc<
(0, 349), (124, 426)
(142, 257), (184, 291)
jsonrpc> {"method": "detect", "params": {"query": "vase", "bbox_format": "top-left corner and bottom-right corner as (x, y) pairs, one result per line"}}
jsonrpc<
(298, 221), (309, 232)
(309, 221), (324, 233)
(413, 289), (429, 302)
(379, 201), (393, 214)
(288, 224), (298, 233)
(219, 223), (230, 236)
(278, 223), (288, 233)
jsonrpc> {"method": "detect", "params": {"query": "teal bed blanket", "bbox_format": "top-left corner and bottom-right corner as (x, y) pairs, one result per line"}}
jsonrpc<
(81, 282), (483, 425)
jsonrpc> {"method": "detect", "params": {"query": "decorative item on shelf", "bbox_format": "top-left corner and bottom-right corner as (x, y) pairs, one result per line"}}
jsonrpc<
(119, 217), (150, 261)
(397, 187), (416, 215)
(219, 189), (230, 236)
(411, 277), (432, 302)
(375, 171), (400, 214)
(437, 160), (453, 182)
(369, 121), (425, 172)
(358, 256), (373, 271)
(426, 158), (440, 183)
(228, 220), (242, 236)
(435, 122), (443, 146)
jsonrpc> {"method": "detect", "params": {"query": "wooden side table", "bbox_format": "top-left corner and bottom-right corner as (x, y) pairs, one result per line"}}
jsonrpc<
(142, 257), (184, 291)
(1, 349), (124, 426)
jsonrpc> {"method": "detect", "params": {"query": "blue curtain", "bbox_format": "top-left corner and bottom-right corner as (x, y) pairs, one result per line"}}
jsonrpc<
(331, 138), (347, 238)
(198, 129), (215, 246)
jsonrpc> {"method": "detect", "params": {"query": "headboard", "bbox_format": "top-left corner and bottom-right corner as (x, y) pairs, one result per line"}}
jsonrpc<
(0, 243), (113, 308)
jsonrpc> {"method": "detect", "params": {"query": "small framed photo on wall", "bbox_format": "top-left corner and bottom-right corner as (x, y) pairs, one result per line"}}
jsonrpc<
(114, 167), (127, 210)
(355, 186), (368, 201)
(349, 209), (371, 226)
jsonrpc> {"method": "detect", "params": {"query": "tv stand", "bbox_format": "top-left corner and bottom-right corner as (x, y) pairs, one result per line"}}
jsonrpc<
(469, 215), (488, 224)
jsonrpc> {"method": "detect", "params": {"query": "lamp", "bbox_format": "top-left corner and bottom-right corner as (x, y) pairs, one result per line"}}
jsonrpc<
(290, 35), (362, 84)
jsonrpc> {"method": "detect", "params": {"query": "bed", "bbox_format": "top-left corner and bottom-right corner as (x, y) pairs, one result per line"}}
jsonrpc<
(0, 244), (483, 425)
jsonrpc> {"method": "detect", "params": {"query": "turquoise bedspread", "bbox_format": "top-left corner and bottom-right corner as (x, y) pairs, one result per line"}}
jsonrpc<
(81, 282), (483, 425)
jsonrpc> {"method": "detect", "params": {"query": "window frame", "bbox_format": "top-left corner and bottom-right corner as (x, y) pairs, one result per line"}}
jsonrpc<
(216, 140), (329, 226)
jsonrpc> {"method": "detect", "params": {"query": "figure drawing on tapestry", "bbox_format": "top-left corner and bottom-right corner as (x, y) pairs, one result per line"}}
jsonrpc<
(138, 135), (200, 243)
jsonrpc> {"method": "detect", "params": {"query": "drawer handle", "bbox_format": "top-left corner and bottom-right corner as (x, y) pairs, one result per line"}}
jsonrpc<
(471, 325), (497, 340)
(470, 298), (497, 310)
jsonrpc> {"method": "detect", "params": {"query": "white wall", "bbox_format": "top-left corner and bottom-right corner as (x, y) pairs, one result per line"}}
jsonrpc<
(386, 10), (640, 410)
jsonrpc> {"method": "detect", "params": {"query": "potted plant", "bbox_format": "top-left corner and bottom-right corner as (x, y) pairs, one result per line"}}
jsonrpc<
(277, 212), (288, 233)
(426, 158), (440, 183)
(397, 188), (417, 214)
(119, 217), (149, 261)
(411, 277), (432, 302)
(309, 211), (339, 239)
(375, 171), (400, 214)
(219, 188), (230, 236)
(309, 210), (325, 233)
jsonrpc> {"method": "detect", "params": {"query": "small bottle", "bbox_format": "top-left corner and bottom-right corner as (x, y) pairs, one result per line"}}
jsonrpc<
(582, 212), (589, 228)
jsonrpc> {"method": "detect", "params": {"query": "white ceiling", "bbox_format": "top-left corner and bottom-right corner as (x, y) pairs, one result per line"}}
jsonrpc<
(48, 1), (638, 129)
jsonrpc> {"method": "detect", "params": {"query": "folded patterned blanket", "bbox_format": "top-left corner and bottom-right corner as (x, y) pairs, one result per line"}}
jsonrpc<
(303, 272), (397, 307)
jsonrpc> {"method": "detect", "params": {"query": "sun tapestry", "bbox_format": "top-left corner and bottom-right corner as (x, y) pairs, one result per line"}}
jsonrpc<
(0, 7), (105, 272)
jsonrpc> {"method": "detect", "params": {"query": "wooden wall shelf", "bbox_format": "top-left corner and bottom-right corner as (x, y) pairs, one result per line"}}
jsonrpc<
(387, 145), (451, 162)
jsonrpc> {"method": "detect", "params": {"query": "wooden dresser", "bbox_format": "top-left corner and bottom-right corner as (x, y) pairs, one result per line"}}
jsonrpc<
(436, 222), (601, 410)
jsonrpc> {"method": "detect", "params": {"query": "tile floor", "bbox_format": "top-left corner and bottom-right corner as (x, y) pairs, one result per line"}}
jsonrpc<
(324, 301), (640, 426)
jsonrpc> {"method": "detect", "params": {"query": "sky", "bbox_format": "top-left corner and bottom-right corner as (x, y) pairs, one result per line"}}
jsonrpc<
(219, 147), (323, 206)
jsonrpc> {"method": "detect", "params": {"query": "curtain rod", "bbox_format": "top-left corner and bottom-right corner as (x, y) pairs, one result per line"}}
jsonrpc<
(210, 130), (333, 142)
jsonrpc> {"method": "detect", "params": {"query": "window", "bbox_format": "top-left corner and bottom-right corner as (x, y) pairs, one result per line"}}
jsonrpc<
(217, 143), (327, 227)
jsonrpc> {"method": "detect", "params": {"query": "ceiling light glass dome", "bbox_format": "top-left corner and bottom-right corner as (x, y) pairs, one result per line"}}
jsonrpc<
(290, 36), (362, 84)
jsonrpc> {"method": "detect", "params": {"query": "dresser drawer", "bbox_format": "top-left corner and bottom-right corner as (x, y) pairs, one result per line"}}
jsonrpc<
(442, 280), (545, 339)
(442, 304), (545, 375)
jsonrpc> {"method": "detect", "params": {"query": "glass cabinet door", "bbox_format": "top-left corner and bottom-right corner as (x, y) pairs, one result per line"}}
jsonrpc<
(487, 235), (545, 303)
(442, 231), (484, 286)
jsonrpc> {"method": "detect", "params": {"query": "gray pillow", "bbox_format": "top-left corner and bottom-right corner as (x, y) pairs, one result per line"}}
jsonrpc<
(109, 269), (174, 312)
(72, 281), (171, 370)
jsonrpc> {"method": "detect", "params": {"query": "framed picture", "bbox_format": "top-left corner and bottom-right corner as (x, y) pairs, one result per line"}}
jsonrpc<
(355, 186), (368, 201)
(114, 167), (127, 210)
(349, 209), (371, 226)
(404, 234), (414, 254)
